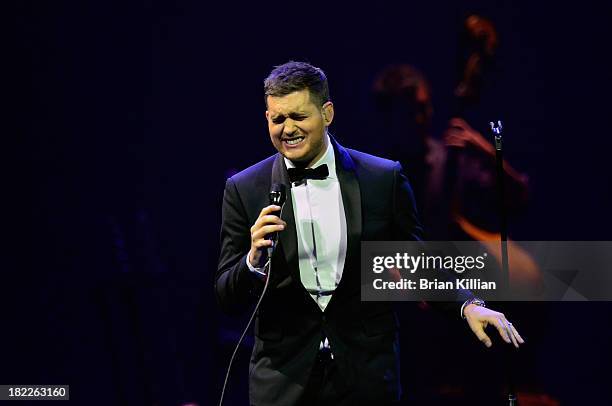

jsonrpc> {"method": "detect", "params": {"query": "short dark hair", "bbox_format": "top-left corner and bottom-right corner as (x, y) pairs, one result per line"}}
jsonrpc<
(264, 61), (330, 107)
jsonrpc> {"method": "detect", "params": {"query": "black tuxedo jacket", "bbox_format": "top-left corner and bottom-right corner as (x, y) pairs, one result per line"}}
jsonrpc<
(216, 138), (466, 405)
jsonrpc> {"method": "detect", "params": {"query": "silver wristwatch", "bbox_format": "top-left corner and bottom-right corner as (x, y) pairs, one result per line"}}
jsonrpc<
(461, 297), (486, 319)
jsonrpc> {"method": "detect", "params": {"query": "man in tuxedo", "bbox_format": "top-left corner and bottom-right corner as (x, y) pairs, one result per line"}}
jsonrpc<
(215, 61), (524, 406)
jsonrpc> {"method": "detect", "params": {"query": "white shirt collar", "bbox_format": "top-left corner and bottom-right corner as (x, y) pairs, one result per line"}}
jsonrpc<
(284, 133), (336, 179)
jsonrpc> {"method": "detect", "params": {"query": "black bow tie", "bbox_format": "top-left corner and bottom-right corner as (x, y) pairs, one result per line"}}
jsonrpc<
(287, 164), (329, 183)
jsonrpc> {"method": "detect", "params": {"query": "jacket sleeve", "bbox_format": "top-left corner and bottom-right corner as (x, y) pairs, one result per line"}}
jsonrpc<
(391, 161), (424, 241)
(391, 162), (473, 316)
(215, 177), (264, 314)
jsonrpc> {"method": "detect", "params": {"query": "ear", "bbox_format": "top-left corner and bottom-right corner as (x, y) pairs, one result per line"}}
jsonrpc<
(321, 101), (334, 126)
(265, 110), (270, 121)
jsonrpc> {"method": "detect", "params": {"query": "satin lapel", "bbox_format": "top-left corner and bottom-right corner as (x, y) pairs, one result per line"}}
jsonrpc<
(331, 137), (362, 293)
(271, 155), (300, 282)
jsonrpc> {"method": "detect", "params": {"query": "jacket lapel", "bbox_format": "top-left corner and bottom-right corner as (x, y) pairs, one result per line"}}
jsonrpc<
(329, 137), (362, 301)
(271, 155), (301, 284)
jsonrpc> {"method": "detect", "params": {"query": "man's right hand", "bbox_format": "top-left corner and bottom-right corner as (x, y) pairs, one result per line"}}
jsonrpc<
(248, 205), (286, 268)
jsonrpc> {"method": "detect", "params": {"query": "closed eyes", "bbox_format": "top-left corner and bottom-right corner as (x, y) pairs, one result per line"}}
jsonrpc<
(271, 113), (308, 124)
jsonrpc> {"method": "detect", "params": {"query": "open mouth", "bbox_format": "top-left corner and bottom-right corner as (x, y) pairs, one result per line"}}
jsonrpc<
(283, 136), (305, 146)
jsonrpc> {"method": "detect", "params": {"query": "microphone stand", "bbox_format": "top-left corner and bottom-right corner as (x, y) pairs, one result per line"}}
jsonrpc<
(489, 120), (517, 406)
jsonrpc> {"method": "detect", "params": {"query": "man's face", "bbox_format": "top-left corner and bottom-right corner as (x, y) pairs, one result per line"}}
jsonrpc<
(266, 89), (333, 167)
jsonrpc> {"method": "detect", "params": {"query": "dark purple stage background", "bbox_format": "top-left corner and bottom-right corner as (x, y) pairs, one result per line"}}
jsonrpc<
(11, 0), (612, 405)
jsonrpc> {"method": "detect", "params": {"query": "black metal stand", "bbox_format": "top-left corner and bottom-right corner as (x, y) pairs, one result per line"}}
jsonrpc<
(490, 120), (518, 406)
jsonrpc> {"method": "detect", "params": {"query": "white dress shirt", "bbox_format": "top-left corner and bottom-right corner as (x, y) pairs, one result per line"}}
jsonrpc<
(284, 136), (347, 312)
(247, 134), (347, 313)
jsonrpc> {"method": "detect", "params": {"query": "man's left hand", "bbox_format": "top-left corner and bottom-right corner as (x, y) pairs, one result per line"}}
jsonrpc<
(464, 304), (525, 348)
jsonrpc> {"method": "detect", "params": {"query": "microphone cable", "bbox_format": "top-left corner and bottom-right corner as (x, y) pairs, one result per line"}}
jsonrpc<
(218, 203), (286, 406)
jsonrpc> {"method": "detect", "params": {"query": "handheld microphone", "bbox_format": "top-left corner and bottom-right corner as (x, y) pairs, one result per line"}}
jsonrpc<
(269, 183), (287, 206)
(267, 183), (287, 257)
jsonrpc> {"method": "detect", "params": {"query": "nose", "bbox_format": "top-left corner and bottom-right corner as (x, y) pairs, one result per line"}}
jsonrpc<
(283, 119), (297, 136)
